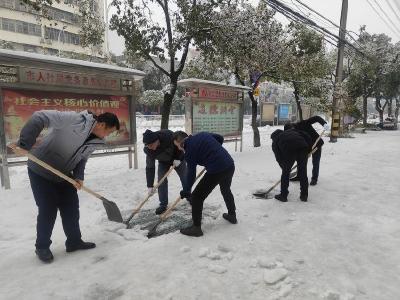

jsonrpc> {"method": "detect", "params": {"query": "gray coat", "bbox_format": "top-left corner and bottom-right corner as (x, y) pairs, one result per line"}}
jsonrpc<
(17, 110), (105, 182)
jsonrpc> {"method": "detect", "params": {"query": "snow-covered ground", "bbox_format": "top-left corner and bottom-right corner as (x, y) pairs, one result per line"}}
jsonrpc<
(1, 126), (399, 300)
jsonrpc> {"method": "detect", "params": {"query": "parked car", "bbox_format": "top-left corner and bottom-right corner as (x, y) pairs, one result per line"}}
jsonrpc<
(378, 117), (398, 130)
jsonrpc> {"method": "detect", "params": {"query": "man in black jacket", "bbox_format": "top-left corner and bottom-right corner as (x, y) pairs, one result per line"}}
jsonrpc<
(143, 129), (186, 214)
(284, 116), (328, 185)
(271, 129), (312, 202)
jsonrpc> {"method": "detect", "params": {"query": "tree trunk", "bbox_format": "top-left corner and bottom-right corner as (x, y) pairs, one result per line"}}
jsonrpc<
(395, 98), (399, 129)
(362, 95), (368, 128)
(248, 91), (261, 147)
(160, 80), (178, 129)
(388, 99), (393, 116)
(375, 96), (387, 127)
(293, 83), (302, 121)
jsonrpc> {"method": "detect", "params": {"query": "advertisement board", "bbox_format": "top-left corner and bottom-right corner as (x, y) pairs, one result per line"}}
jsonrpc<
(278, 103), (290, 120)
(261, 103), (275, 122)
(2, 89), (131, 146)
(192, 100), (241, 137)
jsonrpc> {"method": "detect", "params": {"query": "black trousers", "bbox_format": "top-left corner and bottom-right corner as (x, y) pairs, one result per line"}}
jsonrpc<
(280, 150), (308, 197)
(191, 165), (236, 226)
(28, 168), (82, 249)
(312, 147), (322, 181)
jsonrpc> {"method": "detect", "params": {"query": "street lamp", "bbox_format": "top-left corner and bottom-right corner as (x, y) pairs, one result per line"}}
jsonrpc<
(58, 25), (67, 57)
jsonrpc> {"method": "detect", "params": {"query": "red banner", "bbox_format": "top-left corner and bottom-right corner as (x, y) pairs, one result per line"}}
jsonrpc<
(2, 89), (132, 146)
(198, 88), (238, 101)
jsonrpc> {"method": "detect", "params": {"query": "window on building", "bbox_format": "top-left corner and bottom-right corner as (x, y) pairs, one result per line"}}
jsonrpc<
(0, 0), (15, 9)
(28, 23), (42, 36)
(43, 5), (78, 24)
(0, 18), (42, 37)
(15, 21), (29, 34)
(1, 18), (16, 32)
(44, 26), (80, 45)
(14, 0), (29, 12)
(1, 1), (78, 24)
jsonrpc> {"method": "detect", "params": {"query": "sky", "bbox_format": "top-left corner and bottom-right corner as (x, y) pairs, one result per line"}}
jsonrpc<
(107, 0), (400, 55)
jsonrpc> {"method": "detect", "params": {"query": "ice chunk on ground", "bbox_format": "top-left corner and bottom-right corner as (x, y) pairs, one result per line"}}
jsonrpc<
(208, 264), (227, 274)
(257, 257), (277, 269)
(263, 268), (288, 285)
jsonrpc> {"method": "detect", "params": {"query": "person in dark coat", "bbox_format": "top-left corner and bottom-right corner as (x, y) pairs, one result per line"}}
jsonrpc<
(173, 131), (237, 237)
(9, 110), (120, 263)
(284, 116), (328, 185)
(271, 128), (312, 202)
(143, 129), (186, 215)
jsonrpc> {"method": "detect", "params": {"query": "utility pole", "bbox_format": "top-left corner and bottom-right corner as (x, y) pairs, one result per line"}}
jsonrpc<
(330, 0), (348, 142)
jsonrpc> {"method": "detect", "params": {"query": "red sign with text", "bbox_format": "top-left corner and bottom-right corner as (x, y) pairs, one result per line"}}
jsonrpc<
(20, 67), (121, 90)
(2, 89), (131, 146)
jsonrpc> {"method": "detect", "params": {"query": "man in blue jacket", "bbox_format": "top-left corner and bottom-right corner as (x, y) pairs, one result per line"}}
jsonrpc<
(173, 131), (237, 237)
(9, 110), (119, 263)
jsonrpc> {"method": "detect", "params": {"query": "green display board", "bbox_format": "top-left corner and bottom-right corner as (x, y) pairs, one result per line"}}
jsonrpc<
(192, 100), (241, 136)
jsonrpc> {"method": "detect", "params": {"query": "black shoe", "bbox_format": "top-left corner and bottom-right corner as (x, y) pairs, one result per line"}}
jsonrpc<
(274, 194), (288, 202)
(66, 240), (96, 253)
(310, 179), (317, 186)
(223, 213), (237, 224)
(290, 176), (300, 182)
(180, 225), (203, 237)
(155, 206), (167, 215)
(35, 248), (54, 263)
(300, 194), (308, 202)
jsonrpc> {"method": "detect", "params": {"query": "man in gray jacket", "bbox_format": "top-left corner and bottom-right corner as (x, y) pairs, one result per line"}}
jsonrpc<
(9, 110), (119, 263)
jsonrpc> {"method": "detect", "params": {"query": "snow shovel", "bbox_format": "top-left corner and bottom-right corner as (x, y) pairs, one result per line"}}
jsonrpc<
(146, 168), (206, 238)
(24, 152), (124, 223)
(253, 130), (325, 199)
(125, 165), (176, 228)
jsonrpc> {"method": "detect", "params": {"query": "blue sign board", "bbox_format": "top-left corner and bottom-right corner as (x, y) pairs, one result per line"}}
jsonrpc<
(278, 103), (290, 120)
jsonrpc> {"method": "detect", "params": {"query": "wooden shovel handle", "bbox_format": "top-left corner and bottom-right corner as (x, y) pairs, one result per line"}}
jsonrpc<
(26, 152), (103, 201)
(160, 167), (206, 221)
(131, 165), (175, 215)
(309, 130), (325, 156)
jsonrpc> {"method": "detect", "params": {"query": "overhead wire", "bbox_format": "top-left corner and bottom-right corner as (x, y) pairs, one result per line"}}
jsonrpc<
(263, 0), (365, 57)
(372, 0), (400, 36)
(392, 0), (400, 14)
(384, 0), (400, 24)
(292, 0), (361, 45)
(366, 0), (400, 38)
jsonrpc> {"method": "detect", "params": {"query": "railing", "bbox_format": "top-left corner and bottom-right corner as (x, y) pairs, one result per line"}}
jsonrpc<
(136, 114), (257, 128)
(136, 115), (185, 128)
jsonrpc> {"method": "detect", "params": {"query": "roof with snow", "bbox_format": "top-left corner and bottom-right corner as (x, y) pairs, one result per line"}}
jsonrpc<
(178, 78), (252, 91)
(0, 49), (145, 79)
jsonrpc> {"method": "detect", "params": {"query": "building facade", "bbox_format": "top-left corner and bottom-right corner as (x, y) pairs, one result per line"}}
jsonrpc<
(0, 0), (106, 58)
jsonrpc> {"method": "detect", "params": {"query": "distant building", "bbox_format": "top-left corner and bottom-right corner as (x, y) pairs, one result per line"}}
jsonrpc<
(0, 0), (106, 58)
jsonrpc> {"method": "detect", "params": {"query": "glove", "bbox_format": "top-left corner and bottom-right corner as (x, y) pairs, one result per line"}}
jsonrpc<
(180, 190), (191, 199)
(173, 160), (181, 167)
(148, 187), (155, 196)
(323, 123), (330, 131)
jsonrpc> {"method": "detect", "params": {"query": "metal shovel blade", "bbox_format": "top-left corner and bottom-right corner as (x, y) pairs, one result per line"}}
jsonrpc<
(100, 197), (124, 223)
(252, 191), (274, 199)
(146, 220), (162, 238)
